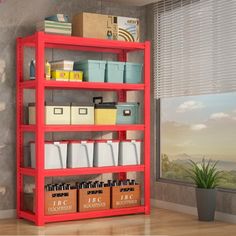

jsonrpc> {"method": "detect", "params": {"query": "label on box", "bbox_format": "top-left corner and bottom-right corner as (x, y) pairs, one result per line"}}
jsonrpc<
(118, 16), (139, 42)
(45, 189), (77, 215)
(112, 185), (140, 208)
(78, 187), (110, 212)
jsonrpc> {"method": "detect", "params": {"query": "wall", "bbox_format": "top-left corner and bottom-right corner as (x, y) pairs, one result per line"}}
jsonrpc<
(0, 0), (146, 214)
(145, 3), (236, 220)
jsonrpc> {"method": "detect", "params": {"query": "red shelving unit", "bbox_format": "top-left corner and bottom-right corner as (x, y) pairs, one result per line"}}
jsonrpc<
(16, 32), (150, 226)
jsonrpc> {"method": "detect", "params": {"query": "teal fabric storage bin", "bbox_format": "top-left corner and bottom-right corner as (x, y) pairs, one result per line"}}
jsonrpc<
(105, 61), (125, 83)
(116, 102), (139, 124)
(124, 62), (143, 84)
(73, 60), (106, 82)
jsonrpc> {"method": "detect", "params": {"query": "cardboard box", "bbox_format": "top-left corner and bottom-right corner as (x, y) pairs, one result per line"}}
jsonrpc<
(73, 12), (118, 40)
(45, 189), (77, 215)
(69, 71), (83, 82)
(78, 187), (110, 212)
(72, 12), (140, 42)
(51, 70), (69, 81)
(111, 184), (141, 208)
(117, 16), (139, 42)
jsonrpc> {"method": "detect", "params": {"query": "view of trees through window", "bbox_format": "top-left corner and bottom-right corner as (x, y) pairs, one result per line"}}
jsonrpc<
(160, 92), (236, 189)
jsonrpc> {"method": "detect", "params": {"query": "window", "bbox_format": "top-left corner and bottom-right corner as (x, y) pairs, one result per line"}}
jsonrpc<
(161, 92), (236, 189)
(154, 0), (236, 189)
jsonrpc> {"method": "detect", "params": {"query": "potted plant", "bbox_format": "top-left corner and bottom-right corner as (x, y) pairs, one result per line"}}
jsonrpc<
(187, 158), (221, 221)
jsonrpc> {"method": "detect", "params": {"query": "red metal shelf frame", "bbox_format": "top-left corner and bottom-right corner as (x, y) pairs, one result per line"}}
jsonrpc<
(16, 32), (150, 226)
(20, 164), (145, 177)
(19, 206), (146, 224)
(20, 80), (145, 91)
(20, 124), (145, 132)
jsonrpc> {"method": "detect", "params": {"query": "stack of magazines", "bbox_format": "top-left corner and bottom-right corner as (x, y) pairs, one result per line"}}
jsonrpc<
(36, 14), (71, 35)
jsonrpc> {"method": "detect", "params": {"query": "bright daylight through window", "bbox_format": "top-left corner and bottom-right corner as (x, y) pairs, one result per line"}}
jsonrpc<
(161, 92), (236, 189)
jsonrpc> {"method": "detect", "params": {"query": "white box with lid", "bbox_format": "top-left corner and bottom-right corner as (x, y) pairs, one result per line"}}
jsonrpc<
(118, 140), (142, 166)
(50, 60), (74, 71)
(67, 140), (94, 168)
(94, 140), (119, 167)
(70, 103), (94, 125)
(30, 141), (68, 169)
(28, 102), (71, 125)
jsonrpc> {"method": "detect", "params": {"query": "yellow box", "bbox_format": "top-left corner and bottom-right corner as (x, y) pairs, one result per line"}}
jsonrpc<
(51, 70), (69, 81)
(95, 105), (117, 125)
(69, 71), (83, 82)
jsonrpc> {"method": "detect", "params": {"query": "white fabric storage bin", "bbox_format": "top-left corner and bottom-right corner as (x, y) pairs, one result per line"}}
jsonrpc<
(94, 140), (119, 167)
(67, 140), (94, 168)
(28, 102), (71, 125)
(119, 140), (142, 165)
(30, 141), (68, 169)
(70, 103), (94, 125)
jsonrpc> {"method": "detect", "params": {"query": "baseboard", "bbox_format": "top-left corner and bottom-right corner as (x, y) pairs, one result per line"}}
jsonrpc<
(151, 199), (236, 224)
(0, 209), (16, 219)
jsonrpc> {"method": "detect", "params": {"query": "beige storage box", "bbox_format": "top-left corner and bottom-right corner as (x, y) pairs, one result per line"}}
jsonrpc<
(72, 12), (118, 40)
(28, 102), (71, 125)
(50, 60), (74, 71)
(70, 103), (94, 125)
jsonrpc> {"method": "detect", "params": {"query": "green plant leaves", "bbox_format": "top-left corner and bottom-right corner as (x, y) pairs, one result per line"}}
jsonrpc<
(186, 158), (222, 189)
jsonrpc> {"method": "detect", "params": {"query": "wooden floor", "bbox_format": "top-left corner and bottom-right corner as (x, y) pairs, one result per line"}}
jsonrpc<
(0, 208), (236, 235)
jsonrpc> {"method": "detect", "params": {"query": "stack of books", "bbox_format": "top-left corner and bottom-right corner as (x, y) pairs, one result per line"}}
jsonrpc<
(36, 14), (71, 35)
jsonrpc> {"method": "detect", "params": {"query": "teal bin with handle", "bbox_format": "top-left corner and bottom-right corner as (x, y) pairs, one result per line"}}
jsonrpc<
(105, 61), (125, 83)
(116, 102), (139, 124)
(124, 62), (143, 84)
(73, 60), (106, 82)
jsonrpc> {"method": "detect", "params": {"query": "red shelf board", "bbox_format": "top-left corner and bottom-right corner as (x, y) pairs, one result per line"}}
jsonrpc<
(20, 165), (144, 177)
(20, 167), (35, 176)
(44, 165), (144, 177)
(20, 80), (144, 91)
(19, 206), (145, 224)
(22, 32), (145, 53)
(21, 124), (144, 132)
(19, 210), (35, 223)
(44, 206), (145, 223)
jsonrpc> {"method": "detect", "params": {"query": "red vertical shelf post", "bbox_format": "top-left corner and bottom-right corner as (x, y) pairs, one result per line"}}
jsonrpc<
(35, 32), (45, 226)
(144, 41), (151, 214)
(117, 50), (127, 181)
(16, 37), (24, 218)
